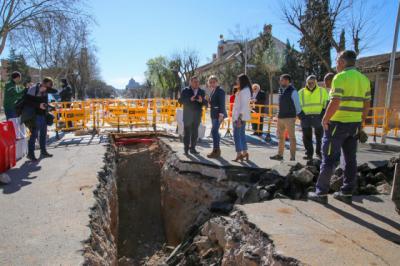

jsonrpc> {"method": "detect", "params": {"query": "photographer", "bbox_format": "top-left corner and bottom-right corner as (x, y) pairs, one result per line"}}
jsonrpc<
(24, 77), (57, 161)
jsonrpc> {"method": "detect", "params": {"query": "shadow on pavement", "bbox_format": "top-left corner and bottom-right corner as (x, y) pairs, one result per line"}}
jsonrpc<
(349, 203), (400, 231)
(325, 204), (400, 245)
(0, 161), (41, 194)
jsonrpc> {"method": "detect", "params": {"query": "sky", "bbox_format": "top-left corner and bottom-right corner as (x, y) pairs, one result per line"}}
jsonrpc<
(88, 0), (398, 89)
(3, 0), (399, 89)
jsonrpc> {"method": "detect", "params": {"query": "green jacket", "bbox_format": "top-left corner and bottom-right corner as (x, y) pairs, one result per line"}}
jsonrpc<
(3, 80), (25, 110)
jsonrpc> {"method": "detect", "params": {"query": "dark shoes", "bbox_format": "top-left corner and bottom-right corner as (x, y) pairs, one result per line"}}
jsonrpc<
(308, 191), (353, 205)
(207, 148), (221, 158)
(40, 151), (53, 158)
(184, 147), (199, 155)
(270, 154), (283, 161)
(189, 148), (199, 155)
(27, 153), (38, 161)
(308, 192), (328, 204)
(333, 191), (352, 204)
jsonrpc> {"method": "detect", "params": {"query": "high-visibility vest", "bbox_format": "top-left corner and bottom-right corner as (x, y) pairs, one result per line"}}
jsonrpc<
(299, 86), (328, 115)
(330, 67), (371, 123)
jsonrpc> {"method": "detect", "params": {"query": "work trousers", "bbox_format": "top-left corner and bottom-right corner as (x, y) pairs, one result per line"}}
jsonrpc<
(183, 116), (201, 151)
(301, 115), (323, 157)
(233, 121), (247, 152)
(277, 118), (297, 158)
(316, 122), (361, 195)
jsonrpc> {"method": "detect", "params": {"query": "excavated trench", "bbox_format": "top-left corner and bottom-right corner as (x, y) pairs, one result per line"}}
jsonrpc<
(83, 132), (277, 265)
(83, 132), (399, 265)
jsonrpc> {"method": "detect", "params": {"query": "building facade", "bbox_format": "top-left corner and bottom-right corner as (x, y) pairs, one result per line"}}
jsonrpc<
(195, 24), (287, 90)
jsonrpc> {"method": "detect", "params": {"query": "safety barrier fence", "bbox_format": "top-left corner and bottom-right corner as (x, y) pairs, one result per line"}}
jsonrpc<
(49, 99), (399, 141)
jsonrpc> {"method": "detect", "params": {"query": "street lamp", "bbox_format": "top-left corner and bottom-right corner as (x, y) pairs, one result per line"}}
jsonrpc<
(233, 40), (256, 74)
(382, 1), (400, 144)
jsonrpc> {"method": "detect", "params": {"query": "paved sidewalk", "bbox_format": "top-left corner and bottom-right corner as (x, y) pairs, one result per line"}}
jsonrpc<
(0, 134), (107, 265)
(238, 195), (400, 265)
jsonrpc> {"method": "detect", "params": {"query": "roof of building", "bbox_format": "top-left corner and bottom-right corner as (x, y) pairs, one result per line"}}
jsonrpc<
(356, 52), (400, 73)
(196, 34), (287, 73)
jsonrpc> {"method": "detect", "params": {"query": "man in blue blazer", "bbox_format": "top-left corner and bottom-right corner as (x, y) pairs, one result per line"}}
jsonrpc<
(178, 76), (208, 155)
(207, 75), (227, 158)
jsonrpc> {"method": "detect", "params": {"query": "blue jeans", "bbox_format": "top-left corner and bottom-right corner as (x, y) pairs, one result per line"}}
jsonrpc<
(316, 122), (360, 195)
(5, 108), (17, 120)
(233, 121), (247, 152)
(211, 119), (221, 149)
(28, 115), (47, 154)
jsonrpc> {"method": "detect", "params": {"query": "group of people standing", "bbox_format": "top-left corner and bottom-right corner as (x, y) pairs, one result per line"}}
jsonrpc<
(178, 74), (253, 161)
(179, 50), (371, 205)
(2, 72), (73, 161)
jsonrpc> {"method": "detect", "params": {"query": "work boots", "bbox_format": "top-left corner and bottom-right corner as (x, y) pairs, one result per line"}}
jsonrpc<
(207, 148), (221, 158)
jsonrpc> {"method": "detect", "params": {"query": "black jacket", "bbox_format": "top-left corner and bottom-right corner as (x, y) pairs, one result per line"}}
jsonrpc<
(209, 86), (227, 119)
(59, 85), (73, 102)
(178, 87), (207, 124)
(24, 84), (57, 116)
(253, 90), (267, 114)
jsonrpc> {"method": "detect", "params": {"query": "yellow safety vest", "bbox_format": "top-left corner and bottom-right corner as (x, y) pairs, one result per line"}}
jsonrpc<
(299, 86), (328, 115)
(330, 67), (371, 123)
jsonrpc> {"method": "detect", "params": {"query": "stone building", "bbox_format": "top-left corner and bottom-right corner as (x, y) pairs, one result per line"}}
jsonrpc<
(356, 52), (400, 109)
(195, 24), (287, 90)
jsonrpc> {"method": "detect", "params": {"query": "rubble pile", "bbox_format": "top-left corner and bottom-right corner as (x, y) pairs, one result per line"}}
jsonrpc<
(234, 155), (400, 203)
(166, 211), (302, 266)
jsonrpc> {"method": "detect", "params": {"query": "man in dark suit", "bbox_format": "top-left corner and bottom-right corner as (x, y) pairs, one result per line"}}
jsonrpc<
(178, 76), (207, 155)
(251, 83), (267, 135)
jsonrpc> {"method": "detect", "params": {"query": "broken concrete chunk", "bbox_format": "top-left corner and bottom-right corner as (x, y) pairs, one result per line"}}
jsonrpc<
(360, 184), (378, 195)
(242, 186), (260, 204)
(210, 202), (233, 215)
(259, 189), (270, 201)
(235, 185), (250, 200)
(330, 175), (343, 192)
(376, 181), (392, 195)
(270, 163), (292, 177)
(293, 168), (314, 184)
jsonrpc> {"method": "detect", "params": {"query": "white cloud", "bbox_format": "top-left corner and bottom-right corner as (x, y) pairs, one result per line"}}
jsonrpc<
(107, 74), (146, 89)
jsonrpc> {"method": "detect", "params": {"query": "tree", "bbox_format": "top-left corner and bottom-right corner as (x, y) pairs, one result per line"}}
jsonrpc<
(282, 0), (383, 76)
(250, 25), (275, 94)
(281, 40), (305, 89)
(145, 56), (178, 97)
(262, 40), (284, 105)
(171, 48), (200, 87)
(0, 0), (85, 56)
(86, 79), (116, 99)
(299, 0), (333, 79)
(338, 29), (346, 52)
(6, 48), (31, 82)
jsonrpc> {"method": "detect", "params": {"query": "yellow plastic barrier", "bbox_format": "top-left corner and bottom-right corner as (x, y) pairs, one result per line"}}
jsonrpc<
(49, 99), (400, 141)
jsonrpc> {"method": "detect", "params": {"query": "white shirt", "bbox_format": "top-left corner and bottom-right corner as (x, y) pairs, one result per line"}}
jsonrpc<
(232, 87), (251, 122)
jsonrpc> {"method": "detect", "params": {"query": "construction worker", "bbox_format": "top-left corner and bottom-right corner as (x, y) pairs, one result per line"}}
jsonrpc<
(308, 50), (371, 204)
(299, 75), (329, 160)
